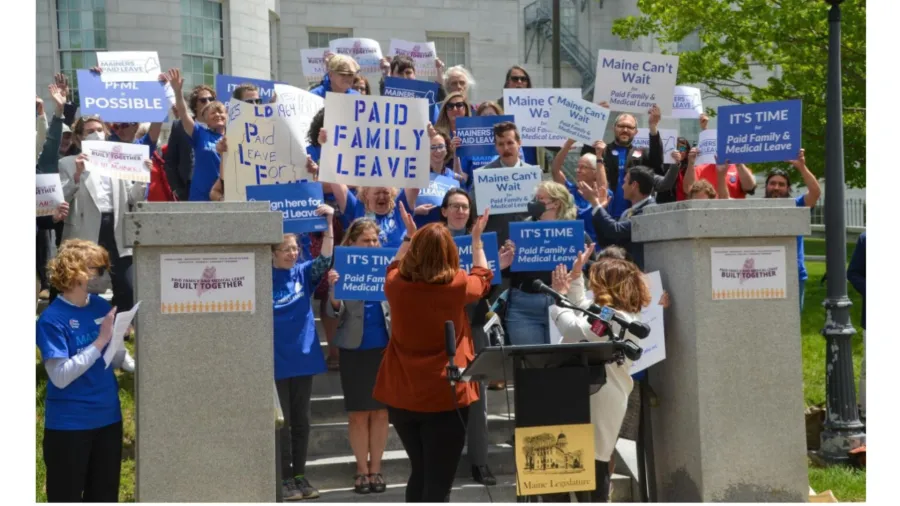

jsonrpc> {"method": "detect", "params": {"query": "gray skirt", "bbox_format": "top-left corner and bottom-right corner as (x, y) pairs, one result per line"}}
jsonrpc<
(339, 347), (386, 412)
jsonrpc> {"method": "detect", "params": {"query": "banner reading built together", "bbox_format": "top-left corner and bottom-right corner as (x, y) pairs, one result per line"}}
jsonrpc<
(160, 253), (257, 314)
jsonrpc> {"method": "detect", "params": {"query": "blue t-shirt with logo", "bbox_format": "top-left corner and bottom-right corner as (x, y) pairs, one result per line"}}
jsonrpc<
(358, 301), (389, 350)
(36, 294), (122, 431)
(272, 261), (327, 379)
(341, 191), (407, 247)
(188, 123), (223, 201)
(609, 148), (632, 219)
(565, 180), (598, 242)
(796, 195), (808, 282)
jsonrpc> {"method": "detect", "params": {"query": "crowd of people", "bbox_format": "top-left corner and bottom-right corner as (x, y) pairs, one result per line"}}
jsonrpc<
(36, 51), (827, 503)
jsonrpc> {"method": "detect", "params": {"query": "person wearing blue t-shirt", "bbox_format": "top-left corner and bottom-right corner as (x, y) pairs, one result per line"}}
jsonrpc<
(167, 68), (227, 202)
(271, 205), (334, 501)
(763, 149), (821, 311)
(412, 129), (464, 228)
(551, 138), (611, 242)
(323, 219), (392, 495)
(37, 239), (135, 502)
(310, 55), (362, 98)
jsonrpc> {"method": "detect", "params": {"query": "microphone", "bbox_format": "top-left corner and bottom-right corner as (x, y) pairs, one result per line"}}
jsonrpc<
(445, 320), (460, 385)
(483, 311), (506, 347)
(533, 279), (652, 339)
(530, 279), (567, 304)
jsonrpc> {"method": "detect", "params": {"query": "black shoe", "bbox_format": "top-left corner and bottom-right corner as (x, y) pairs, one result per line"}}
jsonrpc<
(353, 474), (371, 495)
(282, 479), (303, 502)
(472, 465), (497, 486)
(368, 473), (387, 493)
(294, 476), (320, 500)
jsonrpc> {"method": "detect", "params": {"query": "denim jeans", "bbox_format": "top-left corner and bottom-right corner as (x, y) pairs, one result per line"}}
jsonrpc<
(799, 279), (807, 312)
(504, 288), (553, 346)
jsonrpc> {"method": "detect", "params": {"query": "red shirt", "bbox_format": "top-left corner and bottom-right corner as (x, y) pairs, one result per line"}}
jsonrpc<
(677, 164), (749, 200)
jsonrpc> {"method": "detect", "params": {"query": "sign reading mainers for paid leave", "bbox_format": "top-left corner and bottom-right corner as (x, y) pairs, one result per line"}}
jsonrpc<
(160, 253), (257, 314)
(472, 166), (542, 216)
(593, 49), (679, 116)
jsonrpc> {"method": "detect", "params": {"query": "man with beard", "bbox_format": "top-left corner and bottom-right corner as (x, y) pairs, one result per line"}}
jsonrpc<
(764, 148), (820, 311)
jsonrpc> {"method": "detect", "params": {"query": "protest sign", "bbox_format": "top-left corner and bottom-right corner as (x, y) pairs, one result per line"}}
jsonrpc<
(717, 99), (802, 164)
(329, 38), (384, 75)
(215, 75), (280, 109)
(301, 48), (329, 84)
(634, 128), (679, 164)
(510, 220), (585, 272)
(671, 86), (703, 119)
(502, 88), (582, 147)
(711, 246), (787, 300)
(246, 182), (328, 234)
(318, 93), (430, 189)
(97, 51), (161, 82)
(455, 115), (515, 158)
(160, 253), (256, 314)
(77, 69), (174, 123)
(383, 77), (439, 107)
(80, 140), (150, 182)
(273, 83), (325, 162)
(36, 174), (64, 217)
(416, 173), (459, 207)
(547, 95), (610, 145)
(593, 50), (679, 115)
(333, 246), (398, 302)
(472, 166), (541, 216)
(388, 39), (439, 78)
(697, 129), (717, 165)
(454, 232), (501, 286)
(222, 98), (317, 202)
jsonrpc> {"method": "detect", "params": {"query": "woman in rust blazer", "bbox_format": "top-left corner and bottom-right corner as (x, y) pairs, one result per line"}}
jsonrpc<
(372, 205), (493, 502)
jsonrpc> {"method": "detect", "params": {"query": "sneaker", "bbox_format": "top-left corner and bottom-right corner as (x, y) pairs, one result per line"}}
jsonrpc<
(282, 479), (303, 502)
(472, 465), (496, 486)
(294, 476), (320, 500)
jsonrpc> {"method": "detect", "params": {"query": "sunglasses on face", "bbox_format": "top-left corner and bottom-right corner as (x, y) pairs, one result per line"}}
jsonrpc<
(244, 98), (263, 104)
(448, 102), (467, 110)
(509, 76), (528, 83)
(197, 96), (214, 104)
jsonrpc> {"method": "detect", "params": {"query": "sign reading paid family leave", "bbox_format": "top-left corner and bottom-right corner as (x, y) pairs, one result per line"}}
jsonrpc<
(318, 93), (431, 189)
(472, 166), (542, 216)
(77, 69), (175, 123)
(502, 88), (582, 147)
(717, 100), (802, 164)
(333, 247), (399, 302)
(246, 182), (328, 235)
(593, 50), (679, 116)
(509, 221), (585, 272)
(455, 115), (515, 158)
(547, 96), (610, 146)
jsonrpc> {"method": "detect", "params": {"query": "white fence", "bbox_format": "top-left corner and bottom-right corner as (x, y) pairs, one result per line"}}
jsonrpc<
(810, 198), (866, 228)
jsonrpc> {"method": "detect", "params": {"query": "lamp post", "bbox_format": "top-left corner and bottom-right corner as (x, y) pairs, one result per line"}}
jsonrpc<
(819, 0), (865, 463)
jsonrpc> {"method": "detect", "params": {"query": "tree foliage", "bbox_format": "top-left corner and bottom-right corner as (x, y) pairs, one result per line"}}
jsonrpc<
(612, 0), (866, 187)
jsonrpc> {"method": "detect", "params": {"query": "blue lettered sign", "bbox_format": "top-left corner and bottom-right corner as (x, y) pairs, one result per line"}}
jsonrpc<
(509, 220), (585, 272)
(383, 77), (439, 108)
(716, 99), (802, 164)
(215, 74), (280, 104)
(77, 69), (172, 122)
(246, 182), (328, 234)
(455, 115), (515, 158)
(454, 232), (502, 285)
(416, 173), (460, 207)
(333, 246), (398, 302)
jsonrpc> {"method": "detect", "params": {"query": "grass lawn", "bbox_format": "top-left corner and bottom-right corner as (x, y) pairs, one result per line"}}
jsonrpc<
(804, 237), (857, 263)
(35, 259), (866, 501)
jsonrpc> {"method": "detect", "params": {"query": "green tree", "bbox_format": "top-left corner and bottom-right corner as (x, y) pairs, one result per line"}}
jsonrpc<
(612, 0), (866, 187)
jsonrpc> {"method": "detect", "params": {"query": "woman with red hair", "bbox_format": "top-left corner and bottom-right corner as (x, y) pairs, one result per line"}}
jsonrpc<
(373, 205), (493, 502)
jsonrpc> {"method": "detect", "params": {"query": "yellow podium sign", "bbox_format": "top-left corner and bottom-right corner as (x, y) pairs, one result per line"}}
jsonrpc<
(514, 423), (595, 496)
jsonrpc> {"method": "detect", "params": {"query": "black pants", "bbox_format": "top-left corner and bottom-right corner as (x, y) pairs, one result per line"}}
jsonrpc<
(389, 405), (469, 502)
(37, 227), (51, 290)
(276, 375), (314, 479)
(51, 214), (134, 312)
(43, 421), (123, 502)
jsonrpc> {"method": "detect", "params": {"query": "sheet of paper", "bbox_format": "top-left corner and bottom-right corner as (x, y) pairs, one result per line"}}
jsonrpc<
(104, 301), (140, 368)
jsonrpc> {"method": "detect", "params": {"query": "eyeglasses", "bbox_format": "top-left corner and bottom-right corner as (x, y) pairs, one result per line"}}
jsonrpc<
(197, 96), (214, 104)
(509, 76), (528, 83)
(431, 144), (447, 151)
(616, 124), (636, 131)
(244, 98), (263, 104)
(448, 102), (467, 110)
(447, 203), (470, 212)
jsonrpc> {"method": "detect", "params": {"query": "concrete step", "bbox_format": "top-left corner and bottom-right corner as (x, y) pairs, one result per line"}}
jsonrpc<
(308, 415), (516, 458)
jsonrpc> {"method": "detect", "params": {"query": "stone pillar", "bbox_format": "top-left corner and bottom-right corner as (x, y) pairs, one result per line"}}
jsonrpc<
(631, 199), (810, 502)
(125, 202), (283, 502)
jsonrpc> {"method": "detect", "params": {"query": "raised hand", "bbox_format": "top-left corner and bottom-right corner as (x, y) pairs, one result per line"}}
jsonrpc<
(327, 270), (340, 288)
(314, 204), (335, 218)
(670, 150), (683, 164)
(48, 84), (66, 111)
(596, 100), (611, 109)
(54, 73), (69, 100)
(551, 264), (571, 296)
(659, 291), (671, 309)
(699, 113), (709, 131)
(569, 243), (595, 282)
(592, 140), (607, 154)
(648, 104), (661, 127)
(414, 203), (436, 216)
(687, 147), (699, 165)
(166, 68), (184, 93)
(36, 95), (44, 116)
(426, 122), (438, 139)
(52, 202), (70, 223)
(471, 208), (490, 240)
(215, 137), (228, 154)
(306, 156), (319, 178)
(789, 148), (806, 169)
(499, 240), (516, 270)
(399, 202), (417, 238)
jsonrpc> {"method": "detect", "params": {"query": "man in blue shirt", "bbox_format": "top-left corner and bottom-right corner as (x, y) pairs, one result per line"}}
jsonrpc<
(763, 148), (821, 311)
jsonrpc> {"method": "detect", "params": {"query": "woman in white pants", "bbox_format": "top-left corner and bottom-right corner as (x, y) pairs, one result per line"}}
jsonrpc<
(549, 255), (651, 502)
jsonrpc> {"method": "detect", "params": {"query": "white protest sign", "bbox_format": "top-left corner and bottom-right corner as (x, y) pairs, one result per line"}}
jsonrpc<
(273, 83), (324, 165)
(329, 38), (384, 75)
(301, 48), (329, 85)
(103, 301), (140, 368)
(389, 39), (439, 78)
(634, 128), (679, 165)
(671, 86), (703, 119)
(547, 96), (610, 146)
(593, 50), (679, 115)
(503, 88), (583, 147)
(319, 93), (430, 189)
(81, 141), (150, 182)
(697, 129), (717, 164)
(36, 174), (64, 217)
(160, 253), (256, 314)
(97, 51), (161, 82)
(223, 96), (319, 202)
(472, 166), (542, 216)
(711, 246), (787, 300)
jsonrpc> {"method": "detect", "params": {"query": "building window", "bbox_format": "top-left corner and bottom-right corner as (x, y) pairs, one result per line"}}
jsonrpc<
(678, 30), (702, 52)
(181, 0), (224, 90)
(428, 34), (468, 69)
(308, 29), (351, 50)
(57, 0), (107, 102)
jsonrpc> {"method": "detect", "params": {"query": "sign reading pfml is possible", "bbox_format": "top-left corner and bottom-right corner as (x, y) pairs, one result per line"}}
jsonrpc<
(77, 69), (174, 123)
(717, 100), (802, 164)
